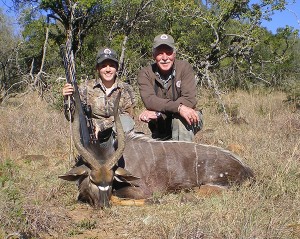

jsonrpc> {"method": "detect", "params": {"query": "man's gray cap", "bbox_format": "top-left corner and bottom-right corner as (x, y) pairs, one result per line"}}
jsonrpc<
(153, 34), (175, 49)
(96, 47), (119, 65)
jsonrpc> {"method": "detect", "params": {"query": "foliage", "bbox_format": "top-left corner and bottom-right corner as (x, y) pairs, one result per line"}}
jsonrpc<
(1, 90), (299, 238)
(283, 78), (300, 110)
(0, 9), (23, 101)
(0, 0), (299, 104)
(0, 159), (26, 235)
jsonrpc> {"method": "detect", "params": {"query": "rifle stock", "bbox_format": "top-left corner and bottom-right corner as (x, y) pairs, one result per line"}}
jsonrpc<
(60, 42), (91, 147)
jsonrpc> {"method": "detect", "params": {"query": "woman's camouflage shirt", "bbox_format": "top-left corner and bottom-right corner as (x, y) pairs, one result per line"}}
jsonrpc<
(65, 78), (136, 132)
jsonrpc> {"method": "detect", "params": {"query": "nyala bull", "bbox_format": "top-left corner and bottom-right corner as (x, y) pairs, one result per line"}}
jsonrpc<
(59, 90), (254, 208)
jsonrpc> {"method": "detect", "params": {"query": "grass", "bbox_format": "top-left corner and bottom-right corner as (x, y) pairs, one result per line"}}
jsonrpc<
(0, 90), (299, 239)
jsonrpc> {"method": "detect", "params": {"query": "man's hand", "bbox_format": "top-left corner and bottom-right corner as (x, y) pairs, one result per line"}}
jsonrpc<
(139, 110), (159, 123)
(62, 83), (74, 97)
(178, 104), (199, 125)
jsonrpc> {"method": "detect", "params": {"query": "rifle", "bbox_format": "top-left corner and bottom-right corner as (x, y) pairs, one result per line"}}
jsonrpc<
(60, 40), (91, 148)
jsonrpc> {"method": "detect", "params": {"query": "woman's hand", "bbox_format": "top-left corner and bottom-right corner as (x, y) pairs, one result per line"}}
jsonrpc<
(62, 83), (74, 97)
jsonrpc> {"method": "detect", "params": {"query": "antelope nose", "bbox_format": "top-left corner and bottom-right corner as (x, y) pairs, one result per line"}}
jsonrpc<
(98, 185), (112, 208)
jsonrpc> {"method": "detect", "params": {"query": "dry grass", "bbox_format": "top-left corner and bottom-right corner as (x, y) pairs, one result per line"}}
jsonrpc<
(0, 90), (299, 239)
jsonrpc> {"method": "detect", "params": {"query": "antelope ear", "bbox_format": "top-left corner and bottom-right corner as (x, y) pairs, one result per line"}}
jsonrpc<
(59, 165), (90, 181)
(115, 167), (140, 182)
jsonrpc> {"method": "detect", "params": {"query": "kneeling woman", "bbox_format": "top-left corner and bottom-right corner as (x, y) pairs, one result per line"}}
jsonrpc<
(62, 47), (135, 143)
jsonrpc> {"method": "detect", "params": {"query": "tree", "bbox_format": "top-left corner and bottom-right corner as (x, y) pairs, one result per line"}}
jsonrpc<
(8, 0), (300, 107)
(74, 0), (158, 82)
(0, 8), (22, 102)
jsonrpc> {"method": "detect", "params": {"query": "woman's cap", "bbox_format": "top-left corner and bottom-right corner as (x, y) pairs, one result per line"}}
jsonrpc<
(96, 48), (119, 65)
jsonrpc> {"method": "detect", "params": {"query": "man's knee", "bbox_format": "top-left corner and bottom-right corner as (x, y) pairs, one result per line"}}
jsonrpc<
(193, 110), (203, 134)
(172, 111), (203, 142)
(171, 116), (193, 141)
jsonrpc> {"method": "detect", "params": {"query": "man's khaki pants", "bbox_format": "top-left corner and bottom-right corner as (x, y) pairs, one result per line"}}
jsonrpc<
(149, 111), (203, 142)
(171, 111), (203, 142)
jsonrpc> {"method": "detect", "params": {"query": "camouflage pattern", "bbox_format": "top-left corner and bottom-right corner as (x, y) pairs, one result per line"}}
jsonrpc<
(64, 78), (135, 136)
(79, 78), (135, 132)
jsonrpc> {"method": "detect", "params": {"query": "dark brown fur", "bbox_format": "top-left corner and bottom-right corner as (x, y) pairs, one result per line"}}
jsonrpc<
(113, 133), (254, 199)
(60, 88), (254, 207)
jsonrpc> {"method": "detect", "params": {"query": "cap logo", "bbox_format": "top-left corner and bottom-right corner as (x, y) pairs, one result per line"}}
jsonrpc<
(103, 48), (112, 55)
(160, 34), (168, 40)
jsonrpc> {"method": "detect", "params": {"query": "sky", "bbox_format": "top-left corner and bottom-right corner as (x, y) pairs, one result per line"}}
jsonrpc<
(1, 0), (300, 35)
(251, 0), (300, 34)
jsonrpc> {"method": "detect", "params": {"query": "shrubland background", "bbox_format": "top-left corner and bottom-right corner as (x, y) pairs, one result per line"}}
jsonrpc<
(0, 0), (299, 238)
(0, 89), (299, 239)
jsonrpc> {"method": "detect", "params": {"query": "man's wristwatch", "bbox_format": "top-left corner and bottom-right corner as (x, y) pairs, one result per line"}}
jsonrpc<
(155, 112), (162, 118)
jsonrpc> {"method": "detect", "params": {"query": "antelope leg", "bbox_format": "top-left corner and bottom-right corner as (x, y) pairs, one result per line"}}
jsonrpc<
(110, 195), (148, 206)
